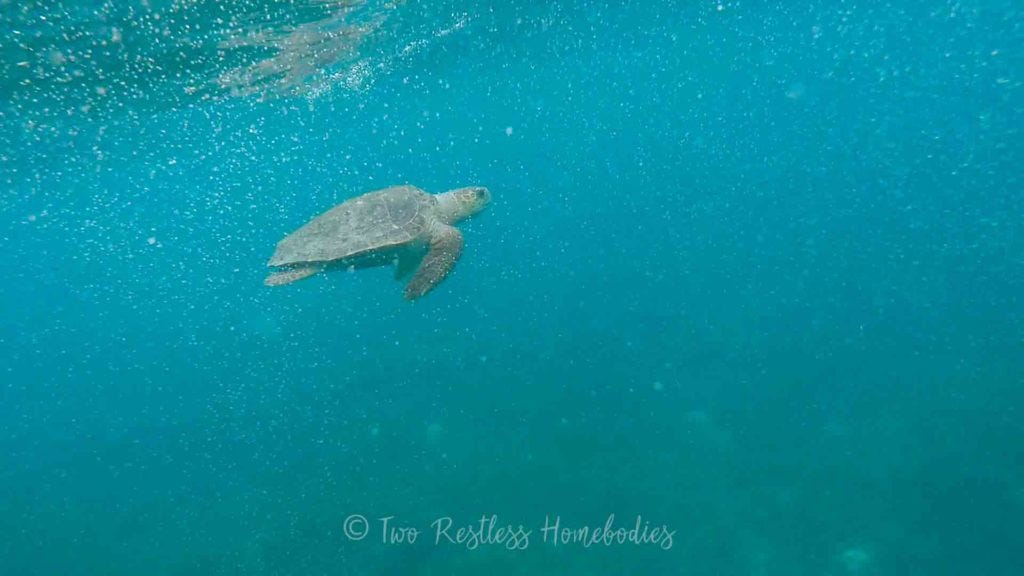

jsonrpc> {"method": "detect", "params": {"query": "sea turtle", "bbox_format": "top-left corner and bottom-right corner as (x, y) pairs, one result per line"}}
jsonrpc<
(264, 184), (491, 299)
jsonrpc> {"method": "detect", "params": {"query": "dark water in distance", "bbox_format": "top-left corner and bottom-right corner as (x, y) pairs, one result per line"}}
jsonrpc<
(1, 1), (1022, 574)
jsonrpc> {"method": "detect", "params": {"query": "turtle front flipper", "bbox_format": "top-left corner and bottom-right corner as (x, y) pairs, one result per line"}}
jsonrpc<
(404, 225), (463, 300)
(264, 265), (322, 287)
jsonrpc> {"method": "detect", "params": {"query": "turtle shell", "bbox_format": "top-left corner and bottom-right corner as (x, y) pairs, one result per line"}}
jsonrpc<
(268, 185), (434, 267)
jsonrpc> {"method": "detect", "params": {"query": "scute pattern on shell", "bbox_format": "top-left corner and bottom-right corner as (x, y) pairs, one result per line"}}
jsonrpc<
(268, 185), (433, 266)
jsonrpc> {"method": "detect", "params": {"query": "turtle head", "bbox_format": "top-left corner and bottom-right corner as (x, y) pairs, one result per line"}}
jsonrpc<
(436, 186), (491, 224)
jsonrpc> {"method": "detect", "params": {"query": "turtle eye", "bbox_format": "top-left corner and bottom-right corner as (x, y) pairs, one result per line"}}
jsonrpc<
(475, 189), (485, 199)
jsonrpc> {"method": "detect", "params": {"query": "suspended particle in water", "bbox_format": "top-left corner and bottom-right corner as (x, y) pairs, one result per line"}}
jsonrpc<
(837, 546), (875, 575)
(786, 82), (806, 100)
(425, 422), (444, 443)
(505, 126), (514, 136)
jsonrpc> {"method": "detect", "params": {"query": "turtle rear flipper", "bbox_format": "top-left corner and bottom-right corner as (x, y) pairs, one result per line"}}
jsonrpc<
(264, 265), (321, 287)
(404, 225), (463, 300)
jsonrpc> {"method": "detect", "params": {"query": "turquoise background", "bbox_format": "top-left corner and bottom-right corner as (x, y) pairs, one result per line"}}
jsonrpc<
(1, 1), (1022, 574)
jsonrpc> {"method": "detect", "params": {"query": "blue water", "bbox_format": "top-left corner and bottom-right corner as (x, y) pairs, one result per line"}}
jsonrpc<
(2, 1), (1022, 574)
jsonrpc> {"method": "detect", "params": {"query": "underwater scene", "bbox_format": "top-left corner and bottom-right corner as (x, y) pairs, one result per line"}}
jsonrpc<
(1, 1), (1022, 574)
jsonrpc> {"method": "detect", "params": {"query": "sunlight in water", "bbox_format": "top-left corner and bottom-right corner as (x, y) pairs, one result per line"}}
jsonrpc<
(0, 0), (462, 121)
(215, 0), (396, 99)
